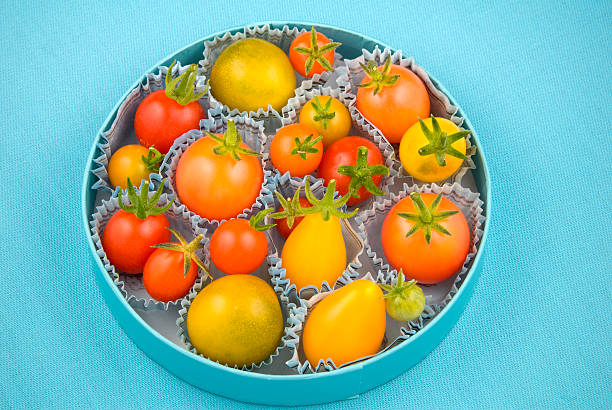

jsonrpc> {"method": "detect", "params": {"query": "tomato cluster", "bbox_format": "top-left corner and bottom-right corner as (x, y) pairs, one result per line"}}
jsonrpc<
(94, 25), (479, 373)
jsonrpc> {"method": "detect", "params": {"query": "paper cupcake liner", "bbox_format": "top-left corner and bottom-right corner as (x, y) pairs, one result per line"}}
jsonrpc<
(89, 183), (210, 311)
(198, 23), (347, 123)
(261, 83), (400, 215)
(175, 276), (294, 371)
(284, 272), (436, 374)
(158, 114), (275, 227)
(354, 182), (485, 312)
(91, 62), (210, 195)
(266, 173), (364, 300)
(338, 46), (476, 185)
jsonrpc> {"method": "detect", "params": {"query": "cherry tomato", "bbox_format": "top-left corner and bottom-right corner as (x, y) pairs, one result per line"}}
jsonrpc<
(135, 62), (207, 154)
(381, 192), (470, 284)
(275, 196), (311, 239)
(143, 229), (207, 302)
(107, 145), (163, 189)
(303, 279), (386, 368)
(289, 28), (341, 78)
(176, 121), (263, 221)
(270, 123), (323, 177)
(317, 136), (388, 206)
(380, 271), (426, 322)
(101, 182), (172, 274)
(210, 217), (269, 275)
(356, 57), (430, 143)
(298, 96), (351, 148)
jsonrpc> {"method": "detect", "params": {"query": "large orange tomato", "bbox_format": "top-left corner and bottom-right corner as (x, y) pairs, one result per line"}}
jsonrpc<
(302, 279), (386, 368)
(176, 121), (263, 220)
(356, 57), (430, 143)
(381, 192), (470, 284)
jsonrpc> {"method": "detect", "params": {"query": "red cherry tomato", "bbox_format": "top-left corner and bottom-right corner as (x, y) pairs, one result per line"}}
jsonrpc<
(276, 196), (311, 239)
(289, 28), (340, 78)
(210, 218), (268, 275)
(317, 136), (387, 206)
(143, 246), (198, 302)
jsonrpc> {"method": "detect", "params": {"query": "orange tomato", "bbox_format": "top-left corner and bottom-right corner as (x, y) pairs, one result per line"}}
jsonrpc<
(302, 279), (386, 368)
(176, 124), (263, 221)
(356, 59), (430, 143)
(289, 28), (340, 78)
(381, 192), (470, 284)
(270, 123), (323, 177)
(298, 96), (351, 148)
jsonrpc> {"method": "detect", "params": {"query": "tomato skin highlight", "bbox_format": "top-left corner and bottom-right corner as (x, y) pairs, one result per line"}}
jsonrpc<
(101, 210), (171, 274)
(381, 193), (470, 283)
(176, 135), (263, 221)
(210, 219), (268, 275)
(356, 65), (429, 143)
(143, 246), (198, 302)
(270, 124), (323, 177)
(303, 279), (386, 367)
(317, 136), (384, 206)
(134, 89), (206, 154)
(275, 196), (311, 239)
(289, 31), (336, 77)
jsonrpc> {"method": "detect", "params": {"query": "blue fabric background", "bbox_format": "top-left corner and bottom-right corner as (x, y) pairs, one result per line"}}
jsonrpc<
(1, 0), (610, 408)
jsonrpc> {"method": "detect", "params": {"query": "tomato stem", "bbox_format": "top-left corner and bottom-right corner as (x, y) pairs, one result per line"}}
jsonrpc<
(268, 188), (314, 228)
(337, 146), (389, 200)
(290, 134), (322, 160)
(141, 146), (164, 172)
(249, 208), (276, 232)
(379, 270), (418, 299)
(309, 96), (336, 129)
(206, 120), (261, 161)
(417, 116), (470, 167)
(118, 178), (174, 220)
(304, 179), (357, 221)
(164, 60), (209, 106)
(397, 192), (459, 244)
(151, 228), (210, 279)
(356, 56), (400, 96)
(293, 27), (341, 75)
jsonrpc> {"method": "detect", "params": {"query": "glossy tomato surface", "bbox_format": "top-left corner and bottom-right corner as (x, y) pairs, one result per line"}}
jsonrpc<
(289, 31), (336, 77)
(209, 219), (268, 275)
(143, 246), (198, 302)
(298, 96), (351, 148)
(270, 123), (323, 177)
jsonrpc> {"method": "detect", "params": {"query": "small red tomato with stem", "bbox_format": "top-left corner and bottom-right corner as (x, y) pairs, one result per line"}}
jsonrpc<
(209, 209), (275, 275)
(102, 179), (173, 274)
(144, 228), (210, 302)
(289, 27), (341, 77)
(272, 188), (312, 239)
(317, 136), (389, 206)
(270, 123), (323, 177)
(135, 61), (208, 154)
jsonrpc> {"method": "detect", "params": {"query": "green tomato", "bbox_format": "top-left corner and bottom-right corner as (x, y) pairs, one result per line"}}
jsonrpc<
(380, 270), (426, 322)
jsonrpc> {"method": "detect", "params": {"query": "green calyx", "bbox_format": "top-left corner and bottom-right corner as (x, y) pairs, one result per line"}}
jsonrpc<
(268, 188), (313, 229)
(337, 146), (389, 200)
(152, 228), (210, 279)
(291, 134), (322, 160)
(249, 208), (276, 232)
(398, 192), (459, 244)
(206, 120), (260, 161)
(379, 270), (418, 300)
(164, 60), (209, 105)
(304, 178), (357, 221)
(118, 178), (174, 220)
(357, 56), (399, 96)
(294, 27), (341, 75)
(309, 96), (336, 129)
(418, 116), (470, 167)
(141, 146), (163, 172)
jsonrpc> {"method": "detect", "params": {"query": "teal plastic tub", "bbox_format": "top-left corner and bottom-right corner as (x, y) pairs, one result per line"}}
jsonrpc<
(81, 22), (490, 405)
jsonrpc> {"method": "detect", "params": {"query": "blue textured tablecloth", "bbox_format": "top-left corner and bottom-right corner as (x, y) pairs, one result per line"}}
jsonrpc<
(1, 0), (610, 408)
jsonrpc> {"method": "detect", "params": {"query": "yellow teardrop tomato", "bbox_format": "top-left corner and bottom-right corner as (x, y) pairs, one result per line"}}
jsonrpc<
(186, 275), (284, 368)
(281, 212), (346, 292)
(303, 279), (386, 367)
(399, 117), (468, 183)
(299, 96), (351, 148)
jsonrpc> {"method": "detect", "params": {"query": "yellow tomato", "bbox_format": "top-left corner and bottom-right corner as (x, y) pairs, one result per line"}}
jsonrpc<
(210, 38), (296, 113)
(399, 117), (468, 183)
(186, 275), (284, 368)
(281, 212), (346, 292)
(107, 145), (162, 189)
(299, 96), (351, 148)
(303, 279), (386, 367)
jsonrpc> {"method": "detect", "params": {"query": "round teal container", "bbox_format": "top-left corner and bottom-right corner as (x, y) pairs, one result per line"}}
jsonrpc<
(81, 22), (490, 405)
